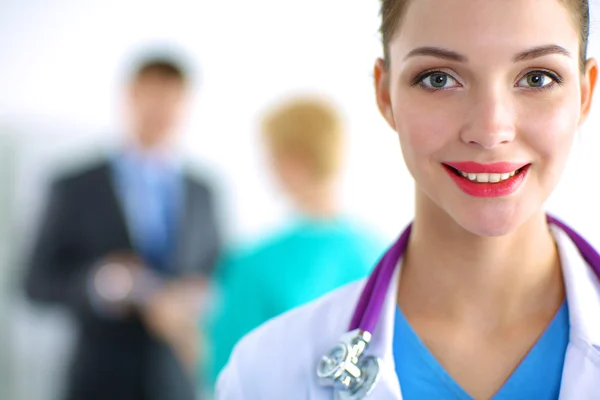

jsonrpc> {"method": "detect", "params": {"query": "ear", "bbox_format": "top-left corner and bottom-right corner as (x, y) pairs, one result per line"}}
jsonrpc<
(579, 58), (598, 126)
(374, 58), (396, 131)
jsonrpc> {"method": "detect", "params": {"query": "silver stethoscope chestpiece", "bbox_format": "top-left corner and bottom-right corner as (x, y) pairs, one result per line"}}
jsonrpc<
(317, 329), (382, 399)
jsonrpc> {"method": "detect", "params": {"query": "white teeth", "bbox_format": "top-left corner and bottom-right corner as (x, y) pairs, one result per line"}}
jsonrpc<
(459, 170), (519, 183)
(488, 173), (501, 183)
(476, 174), (489, 183)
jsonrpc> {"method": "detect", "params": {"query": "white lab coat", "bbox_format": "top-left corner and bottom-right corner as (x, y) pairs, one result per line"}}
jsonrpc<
(216, 226), (600, 399)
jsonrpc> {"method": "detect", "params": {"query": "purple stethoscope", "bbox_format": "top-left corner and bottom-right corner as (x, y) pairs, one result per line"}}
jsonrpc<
(316, 215), (600, 399)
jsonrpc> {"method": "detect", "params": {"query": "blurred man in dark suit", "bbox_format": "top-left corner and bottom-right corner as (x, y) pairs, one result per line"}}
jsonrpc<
(24, 50), (221, 400)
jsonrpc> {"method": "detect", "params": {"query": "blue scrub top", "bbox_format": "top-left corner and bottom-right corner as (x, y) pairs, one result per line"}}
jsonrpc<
(393, 301), (570, 399)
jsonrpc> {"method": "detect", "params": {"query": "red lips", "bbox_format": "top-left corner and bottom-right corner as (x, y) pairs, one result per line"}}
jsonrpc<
(444, 161), (528, 174)
(443, 162), (530, 198)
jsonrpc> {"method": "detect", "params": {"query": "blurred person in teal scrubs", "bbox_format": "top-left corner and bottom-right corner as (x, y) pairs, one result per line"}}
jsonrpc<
(202, 96), (385, 388)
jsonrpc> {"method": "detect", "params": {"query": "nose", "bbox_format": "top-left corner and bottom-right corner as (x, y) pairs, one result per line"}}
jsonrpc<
(460, 87), (516, 149)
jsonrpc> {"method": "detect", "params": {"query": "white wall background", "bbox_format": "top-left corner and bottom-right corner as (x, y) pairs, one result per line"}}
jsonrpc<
(0, 0), (411, 244)
(2, 1), (600, 399)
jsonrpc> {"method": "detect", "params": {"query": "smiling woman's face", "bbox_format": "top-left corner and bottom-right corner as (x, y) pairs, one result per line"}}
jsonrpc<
(375, 0), (597, 236)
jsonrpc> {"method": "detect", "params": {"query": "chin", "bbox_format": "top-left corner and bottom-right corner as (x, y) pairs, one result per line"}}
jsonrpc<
(449, 203), (534, 238)
(456, 216), (521, 237)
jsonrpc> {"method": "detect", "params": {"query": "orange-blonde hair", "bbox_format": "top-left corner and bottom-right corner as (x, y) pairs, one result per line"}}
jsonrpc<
(261, 96), (344, 181)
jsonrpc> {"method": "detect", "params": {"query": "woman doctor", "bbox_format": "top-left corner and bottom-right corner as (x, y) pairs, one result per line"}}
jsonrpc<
(216, 0), (600, 398)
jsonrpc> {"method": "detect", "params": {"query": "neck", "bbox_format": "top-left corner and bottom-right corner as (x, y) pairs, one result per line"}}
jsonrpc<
(293, 183), (338, 220)
(398, 190), (564, 330)
(128, 134), (173, 157)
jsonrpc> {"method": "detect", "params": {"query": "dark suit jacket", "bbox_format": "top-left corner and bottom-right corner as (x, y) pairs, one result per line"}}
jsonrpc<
(24, 158), (221, 400)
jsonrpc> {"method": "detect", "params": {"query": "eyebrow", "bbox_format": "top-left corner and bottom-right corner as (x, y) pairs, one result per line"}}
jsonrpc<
(403, 44), (572, 63)
(513, 45), (571, 61)
(404, 47), (467, 62)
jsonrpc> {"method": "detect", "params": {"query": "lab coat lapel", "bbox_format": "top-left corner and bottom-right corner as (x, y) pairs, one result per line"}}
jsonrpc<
(559, 336), (600, 399)
(553, 226), (600, 399)
(365, 262), (404, 399)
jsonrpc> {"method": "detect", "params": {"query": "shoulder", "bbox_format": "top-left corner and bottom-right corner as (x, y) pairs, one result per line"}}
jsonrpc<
(332, 217), (385, 243)
(183, 172), (212, 196)
(215, 279), (366, 398)
(181, 159), (217, 189)
(50, 158), (111, 194)
(225, 224), (301, 262)
(329, 219), (388, 264)
(212, 230), (299, 295)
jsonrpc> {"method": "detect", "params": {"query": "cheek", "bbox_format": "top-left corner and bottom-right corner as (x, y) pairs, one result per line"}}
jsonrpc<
(393, 93), (463, 167)
(518, 94), (580, 167)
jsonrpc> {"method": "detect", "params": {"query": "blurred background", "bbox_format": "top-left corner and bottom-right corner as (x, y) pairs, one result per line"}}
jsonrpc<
(2, 1), (600, 399)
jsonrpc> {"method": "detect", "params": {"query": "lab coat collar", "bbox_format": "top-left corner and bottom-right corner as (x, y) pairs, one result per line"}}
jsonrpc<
(366, 223), (600, 399)
(552, 225), (600, 347)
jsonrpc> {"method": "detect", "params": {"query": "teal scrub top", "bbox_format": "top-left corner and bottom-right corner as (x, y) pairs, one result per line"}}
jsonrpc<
(204, 216), (385, 386)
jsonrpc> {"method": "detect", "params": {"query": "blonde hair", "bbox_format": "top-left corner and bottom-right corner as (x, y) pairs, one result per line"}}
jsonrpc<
(261, 96), (344, 181)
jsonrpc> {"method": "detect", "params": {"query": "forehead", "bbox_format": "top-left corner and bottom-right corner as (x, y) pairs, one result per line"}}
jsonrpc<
(133, 71), (185, 88)
(392, 0), (579, 61)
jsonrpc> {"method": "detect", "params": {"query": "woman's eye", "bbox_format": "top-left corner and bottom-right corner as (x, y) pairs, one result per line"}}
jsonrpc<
(517, 71), (557, 88)
(420, 72), (459, 89)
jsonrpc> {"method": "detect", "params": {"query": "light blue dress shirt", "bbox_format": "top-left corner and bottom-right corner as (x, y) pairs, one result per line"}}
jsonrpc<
(110, 149), (184, 274)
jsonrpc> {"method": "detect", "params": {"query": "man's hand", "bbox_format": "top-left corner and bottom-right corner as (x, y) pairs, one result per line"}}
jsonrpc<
(140, 278), (208, 369)
(91, 252), (146, 316)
